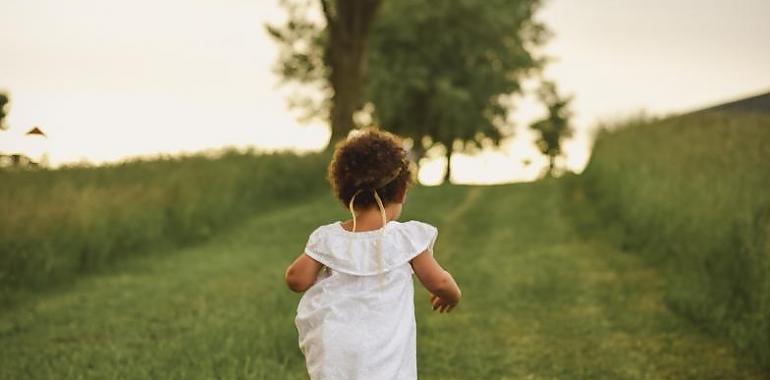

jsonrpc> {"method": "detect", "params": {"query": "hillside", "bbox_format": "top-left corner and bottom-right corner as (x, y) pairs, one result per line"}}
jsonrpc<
(577, 111), (770, 371)
(693, 91), (770, 114)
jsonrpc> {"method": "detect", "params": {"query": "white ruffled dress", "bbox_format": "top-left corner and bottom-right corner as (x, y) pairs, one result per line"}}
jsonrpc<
(295, 220), (438, 380)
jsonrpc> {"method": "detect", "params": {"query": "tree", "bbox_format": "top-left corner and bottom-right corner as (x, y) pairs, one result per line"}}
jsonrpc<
(366, 0), (548, 182)
(0, 93), (8, 131)
(267, 0), (383, 144)
(529, 81), (573, 177)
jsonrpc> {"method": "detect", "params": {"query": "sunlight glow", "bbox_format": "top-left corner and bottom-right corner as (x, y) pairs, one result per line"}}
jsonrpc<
(2, 0), (768, 183)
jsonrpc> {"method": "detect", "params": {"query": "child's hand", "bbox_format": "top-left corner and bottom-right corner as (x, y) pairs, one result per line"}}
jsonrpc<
(430, 294), (458, 313)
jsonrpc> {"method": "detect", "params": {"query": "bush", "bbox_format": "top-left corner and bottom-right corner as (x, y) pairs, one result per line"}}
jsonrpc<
(0, 149), (329, 300)
(576, 112), (770, 369)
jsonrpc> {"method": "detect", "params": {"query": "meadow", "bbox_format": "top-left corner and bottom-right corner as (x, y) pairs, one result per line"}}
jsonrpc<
(1, 111), (768, 378)
(575, 111), (770, 369)
(0, 149), (327, 304)
(1, 183), (764, 379)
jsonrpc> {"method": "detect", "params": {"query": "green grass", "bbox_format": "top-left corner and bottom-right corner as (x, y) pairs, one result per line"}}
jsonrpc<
(1, 183), (764, 379)
(0, 149), (328, 300)
(575, 111), (770, 370)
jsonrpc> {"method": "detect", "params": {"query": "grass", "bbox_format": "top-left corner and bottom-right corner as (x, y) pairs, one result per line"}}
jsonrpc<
(0, 149), (328, 301)
(1, 182), (764, 379)
(575, 111), (770, 369)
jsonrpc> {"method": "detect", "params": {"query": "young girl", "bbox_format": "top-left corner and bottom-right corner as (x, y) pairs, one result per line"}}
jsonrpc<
(284, 129), (462, 379)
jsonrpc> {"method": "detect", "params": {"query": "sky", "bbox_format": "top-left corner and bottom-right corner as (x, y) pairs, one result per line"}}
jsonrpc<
(1, 0), (769, 183)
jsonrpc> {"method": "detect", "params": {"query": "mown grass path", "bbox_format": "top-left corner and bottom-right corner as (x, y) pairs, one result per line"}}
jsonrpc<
(0, 182), (764, 379)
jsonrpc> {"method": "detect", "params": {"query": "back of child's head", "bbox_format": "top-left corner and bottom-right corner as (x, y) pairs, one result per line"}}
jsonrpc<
(328, 128), (414, 210)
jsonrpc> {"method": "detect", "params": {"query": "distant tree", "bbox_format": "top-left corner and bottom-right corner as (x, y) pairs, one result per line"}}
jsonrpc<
(0, 92), (9, 131)
(367, 0), (548, 182)
(266, 0), (383, 144)
(529, 81), (573, 177)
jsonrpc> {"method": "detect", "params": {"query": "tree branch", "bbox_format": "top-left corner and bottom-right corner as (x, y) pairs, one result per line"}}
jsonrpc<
(320, 0), (335, 25)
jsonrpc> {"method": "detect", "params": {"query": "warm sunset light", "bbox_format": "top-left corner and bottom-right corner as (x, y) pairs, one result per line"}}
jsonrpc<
(2, 0), (768, 183)
(3, 1), (770, 378)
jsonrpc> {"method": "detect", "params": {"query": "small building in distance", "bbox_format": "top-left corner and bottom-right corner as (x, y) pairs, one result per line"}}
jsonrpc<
(26, 127), (46, 137)
(0, 126), (49, 168)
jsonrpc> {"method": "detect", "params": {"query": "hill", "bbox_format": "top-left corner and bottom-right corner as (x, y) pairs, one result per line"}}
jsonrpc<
(693, 90), (770, 114)
(577, 111), (770, 370)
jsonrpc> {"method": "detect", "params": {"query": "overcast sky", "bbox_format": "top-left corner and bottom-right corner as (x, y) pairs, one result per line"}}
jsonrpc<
(2, 0), (769, 182)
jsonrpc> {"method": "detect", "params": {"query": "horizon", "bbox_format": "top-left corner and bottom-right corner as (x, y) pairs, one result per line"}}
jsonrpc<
(2, 0), (769, 183)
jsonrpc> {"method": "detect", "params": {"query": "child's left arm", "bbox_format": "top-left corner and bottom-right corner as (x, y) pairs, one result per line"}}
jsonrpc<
(284, 253), (322, 293)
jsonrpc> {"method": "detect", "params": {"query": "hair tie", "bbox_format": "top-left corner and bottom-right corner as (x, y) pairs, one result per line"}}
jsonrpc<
(346, 188), (388, 288)
(347, 189), (363, 233)
(369, 155), (409, 190)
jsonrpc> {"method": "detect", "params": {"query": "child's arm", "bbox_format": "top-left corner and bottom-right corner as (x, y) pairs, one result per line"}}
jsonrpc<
(284, 253), (322, 293)
(410, 250), (462, 313)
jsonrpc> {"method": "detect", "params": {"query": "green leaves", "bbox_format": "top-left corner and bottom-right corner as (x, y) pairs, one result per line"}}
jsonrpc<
(0, 92), (9, 130)
(368, 0), (547, 156)
(268, 0), (549, 155)
(529, 81), (573, 176)
(265, 0), (328, 120)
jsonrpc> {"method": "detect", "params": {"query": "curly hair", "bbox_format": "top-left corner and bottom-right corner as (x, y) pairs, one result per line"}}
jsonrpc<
(328, 128), (414, 210)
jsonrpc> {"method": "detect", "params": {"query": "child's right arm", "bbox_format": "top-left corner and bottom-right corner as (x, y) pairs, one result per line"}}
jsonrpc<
(410, 250), (462, 313)
(285, 253), (322, 293)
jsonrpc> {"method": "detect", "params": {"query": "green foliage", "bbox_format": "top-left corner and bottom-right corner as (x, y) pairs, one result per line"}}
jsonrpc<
(267, 0), (548, 150)
(267, 0), (383, 141)
(0, 150), (328, 300)
(529, 81), (573, 176)
(0, 92), (8, 130)
(576, 112), (770, 369)
(265, 0), (328, 122)
(368, 0), (547, 159)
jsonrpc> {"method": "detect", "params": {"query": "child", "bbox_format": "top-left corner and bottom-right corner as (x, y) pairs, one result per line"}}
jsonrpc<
(284, 129), (462, 380)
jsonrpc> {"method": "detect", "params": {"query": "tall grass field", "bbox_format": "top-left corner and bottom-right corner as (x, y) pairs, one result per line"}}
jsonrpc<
(575, 111), (770, 369)
(1, 113), (768, 378)
(2, 182), (765, 379)
(0, 150), (327, 303)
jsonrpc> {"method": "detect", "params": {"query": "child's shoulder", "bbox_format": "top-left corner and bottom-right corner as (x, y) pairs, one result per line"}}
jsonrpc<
(308, 221), (342, 235)
(393, 219), (437, 230)
(390, 220), (438, 239)
(303, 219), (439, 275)
(306, 220), (437, 237)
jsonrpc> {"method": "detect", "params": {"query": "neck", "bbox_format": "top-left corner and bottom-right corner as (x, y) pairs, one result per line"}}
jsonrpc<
(346, 204), (399, 231)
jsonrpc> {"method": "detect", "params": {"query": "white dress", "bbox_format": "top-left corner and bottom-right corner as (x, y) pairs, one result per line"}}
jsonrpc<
(295, 220), (438, 380)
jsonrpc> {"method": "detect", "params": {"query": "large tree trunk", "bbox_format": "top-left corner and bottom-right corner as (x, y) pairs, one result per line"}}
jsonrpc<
(322, 0), (382, 144)
(328, 46), (363, 143)
(410, 139), (426, 164)
(410, 141), (426, 184)
(548, 154), (556, 177)
(444, 143), (453, 184)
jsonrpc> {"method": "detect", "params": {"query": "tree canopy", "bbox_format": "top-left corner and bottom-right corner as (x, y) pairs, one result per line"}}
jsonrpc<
(367, 0), (548, 181)
(267, 0), (383, 143)
(529, 81), (573, 177)
(0, 93), (9, 131)
(268, 0), (550, 182)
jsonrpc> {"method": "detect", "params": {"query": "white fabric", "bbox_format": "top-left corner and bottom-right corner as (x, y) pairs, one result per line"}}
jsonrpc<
(295, 220), (438, 380)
